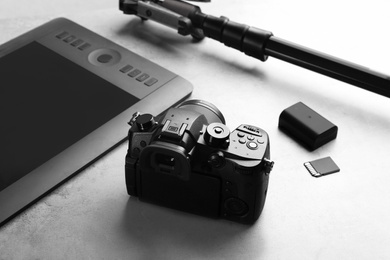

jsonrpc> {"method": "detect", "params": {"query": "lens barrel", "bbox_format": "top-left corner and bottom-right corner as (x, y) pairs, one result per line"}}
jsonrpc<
(178, 99), (225, 124)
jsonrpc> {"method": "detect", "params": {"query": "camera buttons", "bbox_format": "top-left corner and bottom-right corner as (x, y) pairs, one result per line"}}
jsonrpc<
(213, 126), (224, 134)
(257, 138), (265, 144)
(247, 141), (258, 150)
(224, 198), (249, 216)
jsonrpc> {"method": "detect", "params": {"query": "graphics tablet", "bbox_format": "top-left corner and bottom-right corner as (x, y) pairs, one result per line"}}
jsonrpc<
(0, 18), (193, 226)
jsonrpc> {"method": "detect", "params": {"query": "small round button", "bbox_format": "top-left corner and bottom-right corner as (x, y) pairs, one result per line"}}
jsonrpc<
(224, 197), (249, 216)
(237, 132), (245, 138)
(247, 141), (258, 150)
(97, 54), (113, 63)
(88, 48), (121, 66)
(257, 138), (265, 144)
(247, 135), (255, 141)
(214, 126), (224, 134)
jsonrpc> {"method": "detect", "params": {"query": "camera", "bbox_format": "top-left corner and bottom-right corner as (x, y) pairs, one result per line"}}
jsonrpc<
(125, 99), (274, 224)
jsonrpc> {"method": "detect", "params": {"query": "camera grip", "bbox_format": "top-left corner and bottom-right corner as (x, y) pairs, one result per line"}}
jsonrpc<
(125, 157), (138, 196)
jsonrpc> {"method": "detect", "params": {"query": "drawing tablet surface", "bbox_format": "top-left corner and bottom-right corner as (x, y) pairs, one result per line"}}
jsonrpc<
(0, 18), (193, 226)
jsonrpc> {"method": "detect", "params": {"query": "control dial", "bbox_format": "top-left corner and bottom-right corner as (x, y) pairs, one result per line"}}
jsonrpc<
(204, 123), (230, 148)
(136, 113), (156, 131)
(208, 151), (225, 168)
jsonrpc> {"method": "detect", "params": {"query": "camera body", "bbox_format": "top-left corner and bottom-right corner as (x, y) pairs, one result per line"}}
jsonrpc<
(125, 100), (274, 224)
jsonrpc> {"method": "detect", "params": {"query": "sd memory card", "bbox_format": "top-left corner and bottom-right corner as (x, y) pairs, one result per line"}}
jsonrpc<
(304, 156), (340, 177)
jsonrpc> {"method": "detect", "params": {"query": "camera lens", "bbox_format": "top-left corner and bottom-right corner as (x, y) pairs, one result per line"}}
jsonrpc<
(178, 99), (225, 124)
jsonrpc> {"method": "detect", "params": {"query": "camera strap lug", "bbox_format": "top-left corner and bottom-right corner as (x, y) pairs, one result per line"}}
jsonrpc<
(128, 112), (141, 126)
(263, 158), (274, 175)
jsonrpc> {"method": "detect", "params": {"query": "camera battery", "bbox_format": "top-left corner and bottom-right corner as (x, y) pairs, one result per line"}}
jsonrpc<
(279, 102), (338, 150)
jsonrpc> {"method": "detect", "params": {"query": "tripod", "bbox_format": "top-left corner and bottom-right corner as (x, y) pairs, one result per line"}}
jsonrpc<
(120, 0), (390, 98)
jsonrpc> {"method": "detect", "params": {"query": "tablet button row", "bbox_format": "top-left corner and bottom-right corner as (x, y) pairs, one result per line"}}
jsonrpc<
(136, 73), (150, 82)
(120, 65), (133, 73)
(55, 31), (91, 51)
(119, 64), (158, 87)
(56, 31), (69, 39)
(144, 78), (158, 86)
(56, 31), (158, 86)
(128, 69), (141, 78)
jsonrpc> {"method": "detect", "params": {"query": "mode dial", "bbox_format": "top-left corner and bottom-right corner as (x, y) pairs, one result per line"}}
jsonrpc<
(204, 123), (230, 148)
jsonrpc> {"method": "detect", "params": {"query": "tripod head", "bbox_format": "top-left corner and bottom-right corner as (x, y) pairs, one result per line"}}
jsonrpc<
(119, 0), (207, 40)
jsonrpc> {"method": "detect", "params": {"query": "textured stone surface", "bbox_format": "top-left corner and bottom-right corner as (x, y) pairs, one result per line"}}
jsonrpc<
(1, 1), (390, 259)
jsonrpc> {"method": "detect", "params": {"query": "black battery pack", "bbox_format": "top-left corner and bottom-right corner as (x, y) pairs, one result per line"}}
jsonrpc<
(279, 102), (338, 150)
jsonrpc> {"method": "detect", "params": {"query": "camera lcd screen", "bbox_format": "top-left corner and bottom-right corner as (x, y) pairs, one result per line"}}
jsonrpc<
(0, 41), (139, 192)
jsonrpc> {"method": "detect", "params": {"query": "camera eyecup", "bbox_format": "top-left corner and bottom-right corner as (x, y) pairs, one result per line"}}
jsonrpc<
(178, 99), (225, 124)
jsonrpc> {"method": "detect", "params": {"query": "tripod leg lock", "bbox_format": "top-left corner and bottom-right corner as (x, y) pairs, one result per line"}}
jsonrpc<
(202, 15), (273, 61)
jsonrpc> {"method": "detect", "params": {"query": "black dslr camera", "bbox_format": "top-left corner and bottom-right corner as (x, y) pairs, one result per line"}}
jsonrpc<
(125, 100), (274, 224)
